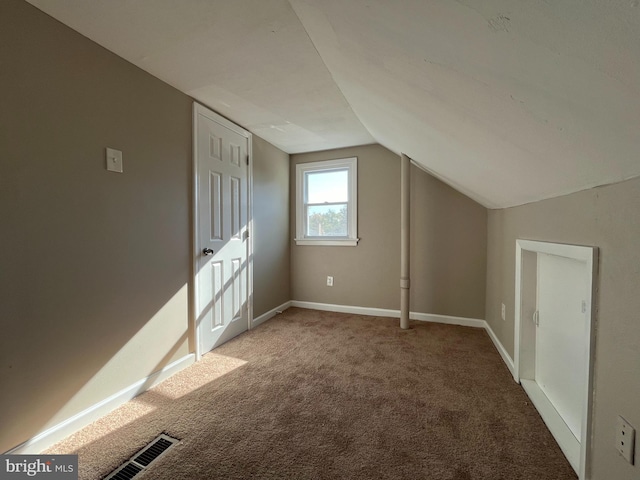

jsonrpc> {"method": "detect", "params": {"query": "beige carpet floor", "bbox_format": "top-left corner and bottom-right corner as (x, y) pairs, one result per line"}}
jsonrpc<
(45, 308), (577, 479)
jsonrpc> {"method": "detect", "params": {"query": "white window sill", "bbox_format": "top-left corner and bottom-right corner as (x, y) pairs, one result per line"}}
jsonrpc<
(294, 238), (359, 247)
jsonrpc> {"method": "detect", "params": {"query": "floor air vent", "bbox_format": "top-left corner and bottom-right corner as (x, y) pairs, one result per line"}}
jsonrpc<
(104, 434), (179, 480)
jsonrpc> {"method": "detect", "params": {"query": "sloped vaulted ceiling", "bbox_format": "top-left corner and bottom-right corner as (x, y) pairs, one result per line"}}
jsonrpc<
(25, 0), (640, 208)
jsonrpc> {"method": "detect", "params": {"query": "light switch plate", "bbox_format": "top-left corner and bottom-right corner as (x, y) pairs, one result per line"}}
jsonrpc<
(616, 416), (635, 464)
(106, 147), (123, 173)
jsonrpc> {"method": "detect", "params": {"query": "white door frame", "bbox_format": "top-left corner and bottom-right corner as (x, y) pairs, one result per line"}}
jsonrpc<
(514, 239), (598, 480)
(192, 102), (253, 361)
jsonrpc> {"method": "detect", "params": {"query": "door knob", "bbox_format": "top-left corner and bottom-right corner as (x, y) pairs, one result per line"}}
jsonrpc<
(202, 248), (214, 256)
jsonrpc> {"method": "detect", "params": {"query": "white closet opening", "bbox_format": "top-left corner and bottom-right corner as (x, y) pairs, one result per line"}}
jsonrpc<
(514, 240), (598, 480)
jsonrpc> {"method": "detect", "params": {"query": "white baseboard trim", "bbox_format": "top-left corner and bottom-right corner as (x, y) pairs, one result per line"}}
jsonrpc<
(410, 312), (485, 328)
(484, 322), (516, 379)
(7, 353), (195, 455)
(252, 301), (292, 328)
(11, 305), (515, 455)
(290, 300), (398, 319)
(290, 301), (485, 328)
(290, 301), (516, 379)
(521, 379), (580, 474)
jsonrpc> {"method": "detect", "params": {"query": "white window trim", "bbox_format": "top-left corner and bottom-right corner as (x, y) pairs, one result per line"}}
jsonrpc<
(295, 157), (359, 246)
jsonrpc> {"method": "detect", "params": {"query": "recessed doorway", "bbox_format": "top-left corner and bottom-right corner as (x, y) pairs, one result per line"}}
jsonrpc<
(514, 240), (598, 480)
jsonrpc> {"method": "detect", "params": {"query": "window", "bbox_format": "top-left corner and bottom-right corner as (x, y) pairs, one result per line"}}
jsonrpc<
(295, 157), (358, 246)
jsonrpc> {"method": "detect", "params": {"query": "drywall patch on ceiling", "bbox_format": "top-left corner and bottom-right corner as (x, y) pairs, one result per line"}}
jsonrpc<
(487, 14), (511, 33)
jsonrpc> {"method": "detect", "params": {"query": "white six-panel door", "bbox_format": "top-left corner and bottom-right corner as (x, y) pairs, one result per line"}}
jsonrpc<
(195, 105), (250, 354)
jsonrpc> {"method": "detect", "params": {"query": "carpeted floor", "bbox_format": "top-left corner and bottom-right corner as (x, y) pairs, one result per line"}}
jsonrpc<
(45, 308), (577, 479)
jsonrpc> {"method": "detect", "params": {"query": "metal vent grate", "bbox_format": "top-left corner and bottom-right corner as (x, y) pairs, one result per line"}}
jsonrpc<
(133, 437), (175, 466)
(104, 434), (179, 480)
(109, 463), (142, 480)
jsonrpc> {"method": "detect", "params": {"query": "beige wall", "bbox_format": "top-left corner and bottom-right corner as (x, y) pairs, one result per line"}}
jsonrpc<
(411, 165), (487, 319)
(485, 177), (640, 480)
(252, 135), (290, 317)
(0, 0), (192, 452)
(291, 145), (400, 309)
(291, 144), (487, 318)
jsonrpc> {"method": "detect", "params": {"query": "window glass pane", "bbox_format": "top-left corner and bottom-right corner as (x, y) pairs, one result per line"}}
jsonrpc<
(306, 204), (348, 237)
(306, 169), (348, 203)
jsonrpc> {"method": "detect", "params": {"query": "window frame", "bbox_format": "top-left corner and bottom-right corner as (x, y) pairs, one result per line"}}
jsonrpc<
(295, 157), (358, 246)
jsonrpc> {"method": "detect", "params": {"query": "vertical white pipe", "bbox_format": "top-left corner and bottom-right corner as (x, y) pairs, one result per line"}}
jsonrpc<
(400, 153), (411, 329)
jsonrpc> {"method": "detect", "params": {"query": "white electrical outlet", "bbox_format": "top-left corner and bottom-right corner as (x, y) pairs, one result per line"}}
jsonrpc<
(501, 303), (506, 321)
(616, 416), (636, 464)
(326, 276), (333, 287)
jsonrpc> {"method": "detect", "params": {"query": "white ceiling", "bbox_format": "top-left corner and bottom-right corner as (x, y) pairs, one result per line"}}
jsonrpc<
(27, 0), (640, 208)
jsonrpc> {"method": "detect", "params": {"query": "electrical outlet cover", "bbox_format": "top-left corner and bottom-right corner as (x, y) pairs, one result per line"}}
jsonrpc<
(616, 416), (636, 464)
(106, 147), (123, 173)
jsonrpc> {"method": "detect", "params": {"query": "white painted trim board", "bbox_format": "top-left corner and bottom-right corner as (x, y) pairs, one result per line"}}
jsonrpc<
(9, 302), (518, 458)
(7, 354), (195, 455)
(251, 301), (292, 328)
(521, 379), (580, 472)
(290, 300), (486, 328)
(290, 301), (516, 375)
(514, 239), (598, 480)
(484, 322), (516, 378)
(289, 301), (516, 377)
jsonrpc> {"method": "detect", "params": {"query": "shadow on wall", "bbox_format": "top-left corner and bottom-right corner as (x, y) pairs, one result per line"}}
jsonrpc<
(4, 222), (257, 454)
(0, 0), (194, 453)
(4, 205), (257, 454)
(2, 277), (190, 454)
(43, 349), (249, 480)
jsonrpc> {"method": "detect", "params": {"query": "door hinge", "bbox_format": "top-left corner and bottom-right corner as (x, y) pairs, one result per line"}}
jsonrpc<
(244, 230), (250, 240)
(581, 300), (587, 313)
(533, 310), (540, 326)
(246, 155), (249, 166)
